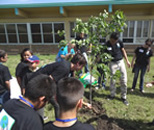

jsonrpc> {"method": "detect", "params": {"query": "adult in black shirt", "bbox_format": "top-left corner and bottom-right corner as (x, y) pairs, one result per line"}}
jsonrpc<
(0, 74), (56, 130)
(31, 60), (71, 83)
(23, 53), (86, 86)
(131, 39), (153, 93)
(22, 53), (86, 118)
(106, 40), (124, 62)
(105, 32), (130, 106)
(44, 77), (95, 130)
(0, 50), (11, 104)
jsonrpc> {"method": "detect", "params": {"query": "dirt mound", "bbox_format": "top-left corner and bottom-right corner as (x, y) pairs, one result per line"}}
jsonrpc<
(79, 101), (123, 130)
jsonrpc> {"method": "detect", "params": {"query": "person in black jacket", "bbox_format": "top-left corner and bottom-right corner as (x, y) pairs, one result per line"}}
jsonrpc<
(131, 39), (153, 93)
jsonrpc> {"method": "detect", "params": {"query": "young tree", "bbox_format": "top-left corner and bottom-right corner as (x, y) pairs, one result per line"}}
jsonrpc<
(57, 10), (127, 103)
(73, 10), (127, 103)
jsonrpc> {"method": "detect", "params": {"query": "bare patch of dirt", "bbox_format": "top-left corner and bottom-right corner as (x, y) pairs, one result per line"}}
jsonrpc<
(79, 100), (123, 130)
(78, 88), (153, 130)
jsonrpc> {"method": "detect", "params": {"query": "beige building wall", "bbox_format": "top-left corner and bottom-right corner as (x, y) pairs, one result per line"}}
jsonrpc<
(0, 4), (154, 54)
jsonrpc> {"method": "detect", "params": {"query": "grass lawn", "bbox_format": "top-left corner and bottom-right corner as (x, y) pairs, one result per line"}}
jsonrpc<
(4, 54), (154, 130)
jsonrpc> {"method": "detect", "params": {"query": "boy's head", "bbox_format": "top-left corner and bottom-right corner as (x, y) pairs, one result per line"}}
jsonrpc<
(0, 50), (8, 63)
(110, 32), (119, 44)
(24, 74), (56, 110)
(68, 43), (75, 49)
(27, 55), (40, 70)
(79, 33), (85, 39)
(71, 53), (86, 71)
(145, 38), (153, 48)
(57, 77), (84, 112)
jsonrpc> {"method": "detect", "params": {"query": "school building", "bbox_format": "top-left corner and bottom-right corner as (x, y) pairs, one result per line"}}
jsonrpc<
(0, 0), (154, 54)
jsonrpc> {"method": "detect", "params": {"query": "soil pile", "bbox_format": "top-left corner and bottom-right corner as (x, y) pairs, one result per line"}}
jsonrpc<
(79, 101), (124, 130)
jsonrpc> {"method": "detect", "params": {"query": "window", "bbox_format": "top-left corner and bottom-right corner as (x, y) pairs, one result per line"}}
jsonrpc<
(137, 21), (149, 37)
(54, 23), (64, 43)
(0, 24), (6, 43)
(123, 21), (128, 37)
(42, 24), (53, 43)
(31, 24), (41, 43)
(137, 21), (142, 37)
(0, 20), (152, 45)
(152, 20), (154, 37)
(129, 21), (134, 37)
(70, 22), (76, 38)
(17, 24), (28, 43)
(123, 21), (135, 38)
(0, 24), (28, 44)
(30, 22), (65, 44)
(143, 21), (149, 37)
(0, 22), (65, 44)
(6, 24), (17, 43)
(122, 20), (150, 43)
(122, 21), (135, 43)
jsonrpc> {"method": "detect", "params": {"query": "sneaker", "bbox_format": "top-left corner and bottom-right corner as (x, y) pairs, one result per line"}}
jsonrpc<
(130, 89), (134, 92)
(101, 87), (105, 90)
(121, 98), (129, 106)
(147, 120), (154, 126)
(95, 87), (99, 90)
(107, 95), (115, 100)
(102, 83), (106, 89)
(146, 83), (152, 88)
(140, 90), (145, 93)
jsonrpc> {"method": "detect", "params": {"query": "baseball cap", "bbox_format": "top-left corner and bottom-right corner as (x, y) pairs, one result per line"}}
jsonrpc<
(27, 55), (40, 63)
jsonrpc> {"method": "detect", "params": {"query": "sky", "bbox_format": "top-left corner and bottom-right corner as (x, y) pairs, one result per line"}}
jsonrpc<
(0, 0), (111, 5)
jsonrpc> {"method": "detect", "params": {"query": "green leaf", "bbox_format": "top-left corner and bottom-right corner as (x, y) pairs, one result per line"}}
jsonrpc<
(72, 10), (126, 82)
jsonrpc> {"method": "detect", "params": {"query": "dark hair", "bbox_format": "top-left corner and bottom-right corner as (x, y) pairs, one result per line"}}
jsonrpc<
(110, 32), (119, 40)
(145, 38), (153, 45)
(24, 74), (56, 102)
(57, 77), (84, 112)
(0, 50), (7, 59)
(20, 48), (33, 62)
(71, 53), (86, 66)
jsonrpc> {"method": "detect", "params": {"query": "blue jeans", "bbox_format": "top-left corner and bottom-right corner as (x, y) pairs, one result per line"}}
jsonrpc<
(97, 68), (106, 88)
(80, 52), (89, 74)
(132, 65), (147, 91)
(0, 91), (10, 104)
(83, 52), (89, 73)
(85, 63), (89, 73)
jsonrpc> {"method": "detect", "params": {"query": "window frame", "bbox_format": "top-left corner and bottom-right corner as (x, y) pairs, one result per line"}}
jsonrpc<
(0, 22), (65, 45)
(151, 20), (154, 38)
(121, 20), (150, 44)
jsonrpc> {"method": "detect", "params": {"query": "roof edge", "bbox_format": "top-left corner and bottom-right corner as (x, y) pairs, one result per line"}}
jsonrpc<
(0, 1), (154, 9)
